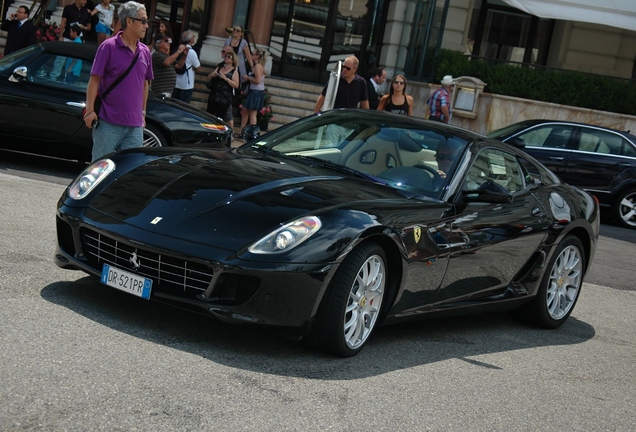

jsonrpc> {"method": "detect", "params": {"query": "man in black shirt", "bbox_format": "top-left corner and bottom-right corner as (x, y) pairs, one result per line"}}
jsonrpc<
(314, 56), (369, 112)
(59, 0), (91, 41)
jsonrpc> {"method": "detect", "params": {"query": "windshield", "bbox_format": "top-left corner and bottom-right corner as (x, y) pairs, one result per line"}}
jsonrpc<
(0, 45), (41, 74)
(488, 121), (539, 140)
(244, 110), (470, 198)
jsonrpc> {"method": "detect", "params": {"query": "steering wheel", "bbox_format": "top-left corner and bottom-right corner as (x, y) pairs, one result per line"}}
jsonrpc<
(414, 163), (443, 183)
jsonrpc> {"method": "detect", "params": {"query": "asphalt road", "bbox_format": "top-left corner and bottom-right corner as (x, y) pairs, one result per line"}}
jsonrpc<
(1, 151), (635, 431)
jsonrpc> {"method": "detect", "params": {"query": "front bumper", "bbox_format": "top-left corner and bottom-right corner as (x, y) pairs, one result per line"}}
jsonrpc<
(55, 210), (337, 334)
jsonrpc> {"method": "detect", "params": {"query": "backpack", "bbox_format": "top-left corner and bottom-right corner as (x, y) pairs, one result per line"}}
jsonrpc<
(176, 64), (191, 75)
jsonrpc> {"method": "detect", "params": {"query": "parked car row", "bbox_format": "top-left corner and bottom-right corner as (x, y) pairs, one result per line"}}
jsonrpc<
(0, 42), (232, 163)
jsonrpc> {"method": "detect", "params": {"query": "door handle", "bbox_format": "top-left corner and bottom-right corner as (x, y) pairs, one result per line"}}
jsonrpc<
(548, 157), (565, 161)
(66, 101), (86, 108)
(616, 162), (631, 167)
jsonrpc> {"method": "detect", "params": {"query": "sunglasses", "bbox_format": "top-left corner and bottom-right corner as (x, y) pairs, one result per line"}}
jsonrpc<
(435, 154), (453, 161)
(342, 65), (353, 71)
(130, 17), (148, 25)
(225, 54), (233, 59)
(162, 38), (172, 43)
(393, 81), (405, 85)
(233, 28), (242, 32)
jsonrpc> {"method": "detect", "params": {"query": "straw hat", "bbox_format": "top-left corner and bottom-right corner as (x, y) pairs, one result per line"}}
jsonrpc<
(441, 75), (454, 86)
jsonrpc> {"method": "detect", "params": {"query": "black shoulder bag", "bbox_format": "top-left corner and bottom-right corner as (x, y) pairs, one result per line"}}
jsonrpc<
(93, 50), (140, 116)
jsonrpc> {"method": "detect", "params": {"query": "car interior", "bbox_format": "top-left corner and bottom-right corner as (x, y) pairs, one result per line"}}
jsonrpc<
(268, 123), (471, 196)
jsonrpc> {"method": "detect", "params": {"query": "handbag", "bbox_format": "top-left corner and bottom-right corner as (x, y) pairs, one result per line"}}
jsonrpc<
(92, 50), (140, 116)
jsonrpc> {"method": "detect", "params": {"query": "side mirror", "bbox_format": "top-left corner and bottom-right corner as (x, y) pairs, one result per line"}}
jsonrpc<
(9, 66), (28, 83)
(463, 181), (513, 203)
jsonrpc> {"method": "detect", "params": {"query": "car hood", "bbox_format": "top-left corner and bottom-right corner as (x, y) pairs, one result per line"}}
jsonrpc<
(86, 151), (405, 250)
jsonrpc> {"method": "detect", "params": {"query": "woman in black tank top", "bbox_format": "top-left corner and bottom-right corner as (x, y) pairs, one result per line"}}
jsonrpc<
(377, 75), (414, 116)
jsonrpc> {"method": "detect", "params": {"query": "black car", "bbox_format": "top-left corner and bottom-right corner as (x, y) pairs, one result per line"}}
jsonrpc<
(55, 110), (599, 356)
(0, 42), (231, 162)
(489, 120), (636, 228)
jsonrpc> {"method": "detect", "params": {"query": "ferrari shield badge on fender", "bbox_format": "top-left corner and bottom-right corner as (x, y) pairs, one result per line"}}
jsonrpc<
(414, 226), (421, 243)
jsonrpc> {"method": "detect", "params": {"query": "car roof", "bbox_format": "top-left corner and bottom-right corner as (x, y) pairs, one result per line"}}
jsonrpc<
(511, 119), (636, 140)
(41, 41), (98, 62)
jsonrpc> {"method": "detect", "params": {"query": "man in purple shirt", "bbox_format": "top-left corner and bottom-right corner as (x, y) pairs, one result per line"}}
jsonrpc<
(84, 1), (153, 161)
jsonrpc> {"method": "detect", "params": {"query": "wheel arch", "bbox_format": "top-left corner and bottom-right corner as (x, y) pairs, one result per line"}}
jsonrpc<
(560, 227), (591, 273)
(144, 119), (176, 147)
(355, 232), (405, 320)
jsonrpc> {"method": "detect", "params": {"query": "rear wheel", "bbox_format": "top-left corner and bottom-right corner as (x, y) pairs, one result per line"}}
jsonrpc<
(520, 235), (585, 328)
(143, 124), (169, 148)
(312, 243), (387, 357)
(612, 188), (636, 229)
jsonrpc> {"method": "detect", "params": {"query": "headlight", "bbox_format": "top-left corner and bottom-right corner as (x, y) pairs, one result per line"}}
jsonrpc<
(248, 216), (321, 254)
(68, 159), (115, 200)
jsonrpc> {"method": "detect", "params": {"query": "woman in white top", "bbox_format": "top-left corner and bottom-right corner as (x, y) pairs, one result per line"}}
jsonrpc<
(224, 25), (253, 80)
(91, 0), (114, 45)
(239, 49), (267, 132)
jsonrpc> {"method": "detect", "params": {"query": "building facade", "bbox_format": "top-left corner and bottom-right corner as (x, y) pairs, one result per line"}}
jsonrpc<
(5, 0), (635, 84)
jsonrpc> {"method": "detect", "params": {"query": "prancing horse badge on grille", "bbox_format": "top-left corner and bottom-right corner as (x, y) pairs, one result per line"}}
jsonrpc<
(129, 252), (141, 270)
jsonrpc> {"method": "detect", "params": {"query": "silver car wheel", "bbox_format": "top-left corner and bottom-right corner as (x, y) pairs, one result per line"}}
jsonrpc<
(143, 127), (164, 148)
(546, 244), (582, 320)
(617, 190), (636, 228)
(343, 254), (385, 350)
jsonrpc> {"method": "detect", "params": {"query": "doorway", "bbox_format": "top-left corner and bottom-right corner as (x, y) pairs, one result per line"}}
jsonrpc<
(270, 0), (382, 83)
(146, 0), (209, 51)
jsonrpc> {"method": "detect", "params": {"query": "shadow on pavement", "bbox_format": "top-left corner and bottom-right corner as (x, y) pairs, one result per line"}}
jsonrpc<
(41, 276), (595, 379)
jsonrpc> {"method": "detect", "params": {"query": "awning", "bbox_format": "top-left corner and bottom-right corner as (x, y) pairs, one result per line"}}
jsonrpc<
(500, 0), (636, 32)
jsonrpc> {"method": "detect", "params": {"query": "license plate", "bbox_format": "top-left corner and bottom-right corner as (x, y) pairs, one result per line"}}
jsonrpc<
(101, 264), (152, 299)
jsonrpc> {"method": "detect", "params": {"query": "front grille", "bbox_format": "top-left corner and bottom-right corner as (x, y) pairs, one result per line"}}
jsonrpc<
(81, 228), (213, 297)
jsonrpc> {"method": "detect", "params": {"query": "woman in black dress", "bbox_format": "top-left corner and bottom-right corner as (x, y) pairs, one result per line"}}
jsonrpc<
(377, 75), (414, 116)
(206, 51), (240, 124)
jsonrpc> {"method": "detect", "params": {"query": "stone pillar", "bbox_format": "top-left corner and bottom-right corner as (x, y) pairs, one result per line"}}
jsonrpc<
(380, 0), (413, 77)
(247, 0), (275, 46)
(200, 0), (236, 64)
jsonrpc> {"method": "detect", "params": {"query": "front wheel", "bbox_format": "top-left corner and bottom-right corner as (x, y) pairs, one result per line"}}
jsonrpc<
(311, 243), (387, 357)
(143, 123), (169, 148)
(612, 188), (636, 229)
(520, 235), (585, 328)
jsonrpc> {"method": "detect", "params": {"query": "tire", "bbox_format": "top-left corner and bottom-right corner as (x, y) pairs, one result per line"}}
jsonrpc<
(612, 188), (636, 229)
(143, 123), (169, 148)
(311, 243), (387, 357)
(521, 235), (585, 329)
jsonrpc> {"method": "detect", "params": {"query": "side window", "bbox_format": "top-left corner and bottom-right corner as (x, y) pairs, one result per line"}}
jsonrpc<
(517, 125), (573, 149)
(28, 52), (92, 92)
(577, 128), (624, 155)
(519, 156), (558, 185)
(465, 149), (525, 193)
(623, 140), (636, 157)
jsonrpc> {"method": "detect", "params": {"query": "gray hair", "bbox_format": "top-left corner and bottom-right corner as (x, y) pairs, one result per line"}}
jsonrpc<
(118, 1), (146, 30)
(181, 30), (195, 43)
